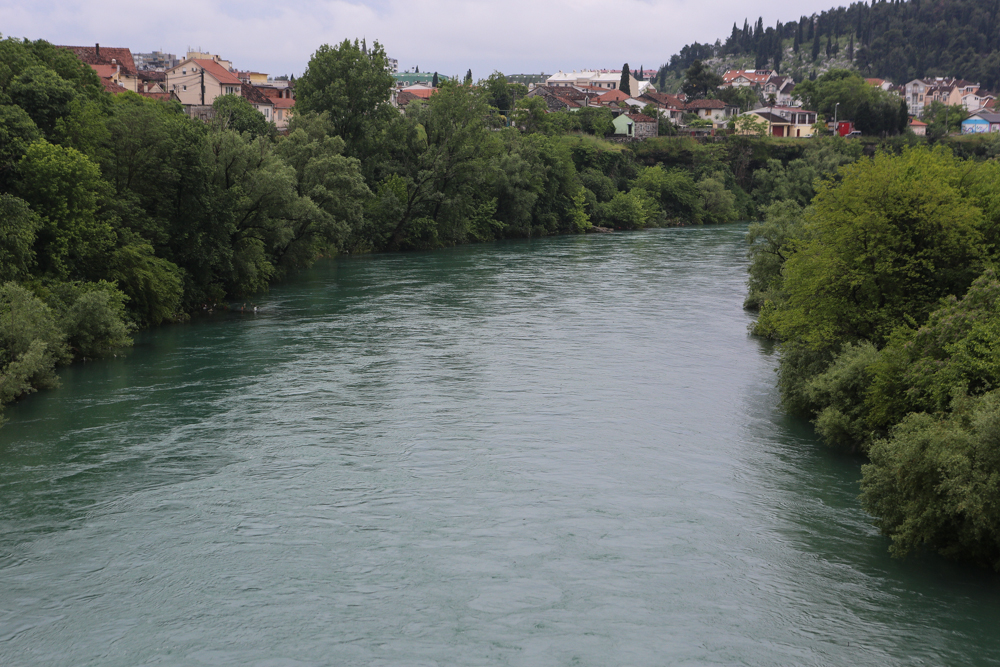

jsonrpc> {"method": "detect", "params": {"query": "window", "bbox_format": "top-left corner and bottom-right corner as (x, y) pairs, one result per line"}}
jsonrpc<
(182, 85), (187, 91)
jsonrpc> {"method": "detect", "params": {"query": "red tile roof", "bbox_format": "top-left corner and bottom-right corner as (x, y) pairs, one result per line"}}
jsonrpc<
(685, 99), (726, 109)
(396, 90), (421, 107)
(58, 45), (138, 77)
(90, 64), (119, 79)
(627, 113), (656, 123)
(241, 83), (272, 106)
(101, 79), (128, 94)
(403, 87), (436, 99)
(272, 97), (295, 109)
(191, 59), (241, 86)
(596, 89), (630, 103)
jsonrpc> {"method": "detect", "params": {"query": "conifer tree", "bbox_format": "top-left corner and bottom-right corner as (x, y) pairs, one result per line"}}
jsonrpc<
(464, 69), (472, 85)
(619, 63), (631, 96)
(432, 71), (439, 87)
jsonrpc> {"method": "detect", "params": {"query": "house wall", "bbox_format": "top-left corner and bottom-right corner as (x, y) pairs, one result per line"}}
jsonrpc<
(962, 118), (993, 134)
(166, 62), (228, 105)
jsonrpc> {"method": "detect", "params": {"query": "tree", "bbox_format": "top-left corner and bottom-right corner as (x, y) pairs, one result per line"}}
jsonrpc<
(16, 140), (114, 279)
(464, 69), (473, 85)
(0, 195), (41, 281)
(432, 71), (439, 87)
(212, 94), (274, 138)
(619, 63), (631, 96)
(765, 147), (987, 350)
(294, 39), (397, 163)
(730, 114), (769, 137)
(682, 61), (723, 99)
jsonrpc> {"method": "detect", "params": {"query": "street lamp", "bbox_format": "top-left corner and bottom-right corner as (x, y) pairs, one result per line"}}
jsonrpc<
(834, 102), (840, 135)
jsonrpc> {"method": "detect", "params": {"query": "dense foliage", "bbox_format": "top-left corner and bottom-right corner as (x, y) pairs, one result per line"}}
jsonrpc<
(746, 145), (1000, 568)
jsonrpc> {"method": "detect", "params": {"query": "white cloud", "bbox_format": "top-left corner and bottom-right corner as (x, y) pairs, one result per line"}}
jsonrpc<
(1, 0), (846, 78)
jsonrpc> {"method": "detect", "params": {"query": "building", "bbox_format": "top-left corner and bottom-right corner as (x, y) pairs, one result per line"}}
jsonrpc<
(612, 113), (656, 138)
(165, 58), (242, 106)
(58, 44), (139, 92)
(241, 83), (274, 123)
(546, 70), (646, 96)
(387, 57), (399, 74)
(744, 106), (818, 137)
(905, 77), (981, 116)
(961, 111), (1000, 134)
(908, 118), (927, 136)
(133, 50), (179, 71)
(685, 99), (737, 127)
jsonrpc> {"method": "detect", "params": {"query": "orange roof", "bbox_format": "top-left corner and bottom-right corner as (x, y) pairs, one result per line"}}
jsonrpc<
(101, 79), (128, 94)
(404, 87), (437, 99)
(272, 97), (294, 109)
(91, 64), (119, 79)
(59, 45), (137, 77)
(627, 113), (656, 123)
(190, 59), (241, 86)
(597, 89), (630, 103)
(908, 118), (927, 126)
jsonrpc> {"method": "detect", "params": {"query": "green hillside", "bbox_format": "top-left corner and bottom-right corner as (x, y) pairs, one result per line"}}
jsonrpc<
(655, 0), (1000, 91)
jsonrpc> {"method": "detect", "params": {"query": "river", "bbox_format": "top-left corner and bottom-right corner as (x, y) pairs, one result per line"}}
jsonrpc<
(2, 226), (1000, 666)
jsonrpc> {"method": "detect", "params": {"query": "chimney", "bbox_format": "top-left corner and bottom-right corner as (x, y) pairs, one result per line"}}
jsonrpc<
(95, 43), (100, 58)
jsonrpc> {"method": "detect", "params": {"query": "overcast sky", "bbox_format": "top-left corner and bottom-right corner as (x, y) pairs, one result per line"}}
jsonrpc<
(3, 0), (848, 78)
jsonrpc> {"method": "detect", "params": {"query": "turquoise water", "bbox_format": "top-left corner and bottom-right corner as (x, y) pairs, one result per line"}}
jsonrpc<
(2, 227), (999, 666)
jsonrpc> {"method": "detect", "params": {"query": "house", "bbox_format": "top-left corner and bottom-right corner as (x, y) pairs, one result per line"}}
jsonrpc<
(59, 44), (139, 92)
(905, 77), (981, 116)
(241, 83), (274, 124)
(638, 91), (686, 124)
(137, 70), (166, 94)
(684, 99), (736, 127)
(745, 106), (818, 137)
(612, 112), (656, 138)
(627, 113), (657, 138)
(165, 58), (242, 106)
(526, 86), (582, 112)
(271, 97), (294, 131)
(721, 69), (773, 88)
(761, 75), (796, 106)
(908, 118), (927, 136)
(961, 111), (1000, 134)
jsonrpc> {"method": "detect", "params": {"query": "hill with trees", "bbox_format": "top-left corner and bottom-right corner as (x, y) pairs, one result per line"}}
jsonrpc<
(654, 0), (1000, 92)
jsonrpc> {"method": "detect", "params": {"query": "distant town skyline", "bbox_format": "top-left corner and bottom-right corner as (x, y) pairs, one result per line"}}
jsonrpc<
(3, 0), (852, 78)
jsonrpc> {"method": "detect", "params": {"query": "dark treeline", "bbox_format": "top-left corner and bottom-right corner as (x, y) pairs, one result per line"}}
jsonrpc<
(656, 0), (1000, 90)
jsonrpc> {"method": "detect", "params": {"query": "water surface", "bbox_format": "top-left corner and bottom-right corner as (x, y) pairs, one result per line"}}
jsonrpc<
(3, 227), (999, 666)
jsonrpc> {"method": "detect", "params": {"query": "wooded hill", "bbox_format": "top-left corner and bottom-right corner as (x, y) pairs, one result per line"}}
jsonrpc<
(655, 0), (1000, 92)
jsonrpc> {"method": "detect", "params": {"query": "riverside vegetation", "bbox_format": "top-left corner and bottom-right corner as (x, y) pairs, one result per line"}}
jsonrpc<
(5, 36), (1000, 572)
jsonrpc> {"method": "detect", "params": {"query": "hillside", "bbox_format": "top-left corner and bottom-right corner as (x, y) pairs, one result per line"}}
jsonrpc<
(655, 0), (1000, 92)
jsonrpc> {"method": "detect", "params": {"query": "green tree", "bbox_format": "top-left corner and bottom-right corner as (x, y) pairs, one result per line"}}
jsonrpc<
(16, 140), (115, 279)
(294, 39), (396, 163)
(9, 64), (76, 136)
(0, 195), (41, 282)
(212, 94), (274, 139)
(766, 147), (987, 351)
(682, 61), (723, 99)
(619, 63), (631, 96)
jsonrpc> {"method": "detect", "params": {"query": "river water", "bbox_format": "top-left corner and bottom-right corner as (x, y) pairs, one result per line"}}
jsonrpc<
(2, 227), (1000, 666)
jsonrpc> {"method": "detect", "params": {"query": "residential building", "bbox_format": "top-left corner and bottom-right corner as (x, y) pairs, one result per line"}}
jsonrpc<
(721, 69), (773, 88)
(744, 106), (818, 137)
(58, 44), (139, 92)
(271, 97), (294, 130)
(241, 83), (274, 123)
(685, 99), (737, 126)
(546, 70), (645, 95)
(387, 57), (398, 74)
(612, 112), (656, 138)
(165, 58), (242, 106)
(905, 77), (981, 115)
(908, 118), (927, 136)
(134, 50), (179, 71)
(186, 51), (233, 70)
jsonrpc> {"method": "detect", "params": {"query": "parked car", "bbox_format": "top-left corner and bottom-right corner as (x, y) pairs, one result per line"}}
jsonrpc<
(845, 130), (863, 138)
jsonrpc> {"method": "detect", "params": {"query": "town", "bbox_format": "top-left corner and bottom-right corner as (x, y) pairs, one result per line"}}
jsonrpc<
(60, 42), (1000, 139)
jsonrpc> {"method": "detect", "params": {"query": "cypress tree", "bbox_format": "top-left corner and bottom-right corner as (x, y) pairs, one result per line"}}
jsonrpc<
(848, 33), (854, 61)
(464, 69), (472, 85)
(812, 31), (821, 60)
(619, 63), (631, 96)
(432, 71), (439, 87)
